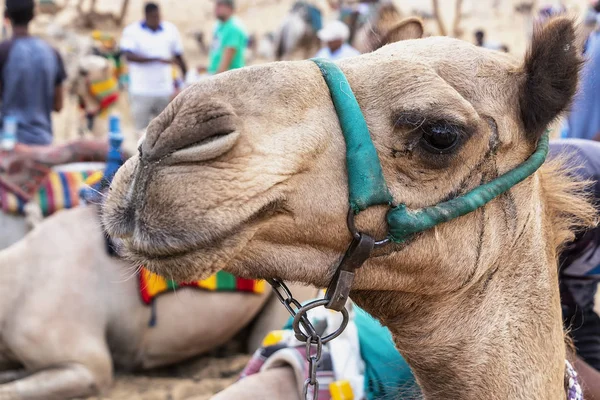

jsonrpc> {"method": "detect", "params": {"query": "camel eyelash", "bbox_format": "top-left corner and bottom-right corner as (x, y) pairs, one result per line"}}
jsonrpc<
(394, 112), (467, 132)
(395, 115), (468, 145)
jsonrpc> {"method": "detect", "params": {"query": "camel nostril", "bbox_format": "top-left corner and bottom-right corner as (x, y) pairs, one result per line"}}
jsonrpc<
(142, 102), (238, 162)
(164, 130), (240, 164)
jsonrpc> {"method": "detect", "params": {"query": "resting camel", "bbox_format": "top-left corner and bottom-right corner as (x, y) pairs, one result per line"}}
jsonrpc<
(74, 55), (120, 138)
(0, 161), (315, 399)
(103, 17), (597, 400)
(0, 160), (106, 250)
(0, 206), (272, 399)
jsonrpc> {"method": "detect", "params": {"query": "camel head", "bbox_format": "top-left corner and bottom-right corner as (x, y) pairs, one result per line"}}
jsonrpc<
(103, 18), (584, 293)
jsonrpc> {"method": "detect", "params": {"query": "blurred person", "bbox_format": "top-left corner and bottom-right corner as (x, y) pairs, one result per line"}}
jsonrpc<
(474, 29), (503, 51)
(315, 20), (359, 60)
(207, 0), (248, 75)
(120, 2), (187, 133)
(0, 0), (66, 145)
(2, 13), (8, 40)
(328, 0), (379, 43)
(550, 139), (600, 398)
(565, 19), (600, 141)
(474, 29), (485, 46)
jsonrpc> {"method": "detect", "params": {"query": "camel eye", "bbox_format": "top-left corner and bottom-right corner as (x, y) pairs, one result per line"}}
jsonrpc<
(420, 124), (460, 154)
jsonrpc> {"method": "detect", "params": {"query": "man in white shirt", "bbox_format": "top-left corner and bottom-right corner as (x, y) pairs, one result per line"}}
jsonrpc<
(120, 2), (187, 132)
(315, 20), (360, 60)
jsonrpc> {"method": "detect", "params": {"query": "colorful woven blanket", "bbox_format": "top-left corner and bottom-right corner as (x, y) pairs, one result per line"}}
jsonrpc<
(89, 77), (119, 115)
(0, 169), (97, 215)
(139, 268), (265, 305)
(241, 303), (418, 400)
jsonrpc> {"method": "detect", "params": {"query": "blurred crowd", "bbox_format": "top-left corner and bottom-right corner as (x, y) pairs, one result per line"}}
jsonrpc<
(5, 0), (600, 145)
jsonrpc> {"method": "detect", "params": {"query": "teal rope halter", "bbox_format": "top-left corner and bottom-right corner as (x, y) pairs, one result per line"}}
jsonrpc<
(311, 58), (549, 244)
(268, 59), (556, 400)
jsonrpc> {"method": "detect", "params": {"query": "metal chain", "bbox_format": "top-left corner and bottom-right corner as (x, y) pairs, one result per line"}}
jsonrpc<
(268, 278), (319, 341)
(268, 278), (348, 400)
(267, 209), (380, 399)
(303, 335), (322, 400)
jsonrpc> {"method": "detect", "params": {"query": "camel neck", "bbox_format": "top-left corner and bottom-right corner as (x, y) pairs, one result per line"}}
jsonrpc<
(353, 232), (565, 399)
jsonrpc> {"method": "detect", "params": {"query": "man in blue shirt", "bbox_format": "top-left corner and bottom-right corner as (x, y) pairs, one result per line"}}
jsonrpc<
(0, 0), (66, 145)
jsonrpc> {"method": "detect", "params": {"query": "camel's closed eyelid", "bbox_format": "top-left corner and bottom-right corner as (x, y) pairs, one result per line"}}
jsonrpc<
(160, 130), (241, 165)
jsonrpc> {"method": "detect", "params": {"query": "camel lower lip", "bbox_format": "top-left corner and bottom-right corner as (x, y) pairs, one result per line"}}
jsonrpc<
(126, 245), (198, 263)
(127, 245), (220, 282)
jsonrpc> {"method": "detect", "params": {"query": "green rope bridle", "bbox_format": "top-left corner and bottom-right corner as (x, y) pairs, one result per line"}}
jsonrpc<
(268, 58), (552, 400)
(311, 57), (549, 244)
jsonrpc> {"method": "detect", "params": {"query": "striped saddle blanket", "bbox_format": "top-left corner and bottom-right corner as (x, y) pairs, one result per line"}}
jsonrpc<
(88, 77), (119, 116)
(139, 268), (265, 305)
(0, 169), (97, 215)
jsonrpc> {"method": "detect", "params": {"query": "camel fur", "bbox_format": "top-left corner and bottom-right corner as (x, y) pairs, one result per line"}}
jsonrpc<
(0, 205), (318, 399)
(103, 18), (597, 400)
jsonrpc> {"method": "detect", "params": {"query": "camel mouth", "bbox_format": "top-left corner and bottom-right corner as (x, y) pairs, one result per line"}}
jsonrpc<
(126, 245), (222, 282)
(126, 244), (196, 262)
(117, 199), (286, 282)
(120, 230), (233, 278)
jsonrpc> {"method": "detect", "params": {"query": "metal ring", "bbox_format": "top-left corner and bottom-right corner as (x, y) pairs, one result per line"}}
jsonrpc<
(292, 299), (350, 344)
(346, 208), (361, 240)
(346, 208), (390, 248)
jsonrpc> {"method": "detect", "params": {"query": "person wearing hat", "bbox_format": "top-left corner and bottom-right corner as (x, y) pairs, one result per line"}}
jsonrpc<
(0, 0), (67, 145)
(315, 20), (360, 61)
(207, 0), (248, 75)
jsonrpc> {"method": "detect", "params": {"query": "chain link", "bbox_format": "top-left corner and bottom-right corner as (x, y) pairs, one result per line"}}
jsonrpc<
(302, 335), (322, 400)
(268, 278), (318, 340)
(267, 208), (379, 399)
(267, 278), (348, 400)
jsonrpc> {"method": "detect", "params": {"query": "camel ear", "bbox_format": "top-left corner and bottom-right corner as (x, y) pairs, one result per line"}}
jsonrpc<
(519, 17), (581, 140)
(383, 17), (424, 45)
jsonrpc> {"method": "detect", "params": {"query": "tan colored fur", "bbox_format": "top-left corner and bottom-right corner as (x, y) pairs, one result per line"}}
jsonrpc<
(0, 207), (294, 399)
(539, 158), (597, 249)
(103, 18), (597, 400)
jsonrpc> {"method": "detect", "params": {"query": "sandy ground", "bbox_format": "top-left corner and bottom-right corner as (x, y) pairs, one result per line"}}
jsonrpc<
(101, 355), (251, 400)
(2, 0), (598, 398)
